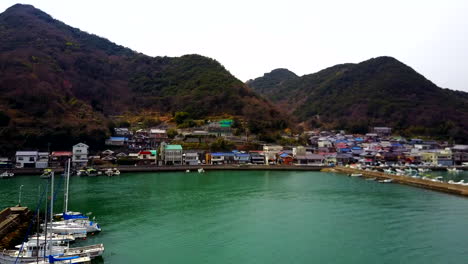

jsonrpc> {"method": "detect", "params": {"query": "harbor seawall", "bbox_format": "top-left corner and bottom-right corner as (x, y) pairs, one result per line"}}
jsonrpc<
(327, 167), (468, 197)
(10, 165), (327, 175)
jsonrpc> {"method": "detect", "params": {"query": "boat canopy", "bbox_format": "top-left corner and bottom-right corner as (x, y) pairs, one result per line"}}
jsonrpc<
(63, 212), (88, 220)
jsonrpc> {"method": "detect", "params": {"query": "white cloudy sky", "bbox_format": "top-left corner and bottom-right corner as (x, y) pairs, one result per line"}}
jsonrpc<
(1, 0), (468, 91)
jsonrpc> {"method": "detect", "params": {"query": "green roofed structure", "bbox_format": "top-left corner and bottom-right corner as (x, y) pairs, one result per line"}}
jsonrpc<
(164, 145), (183, 165)
(165, 145), (182, 150)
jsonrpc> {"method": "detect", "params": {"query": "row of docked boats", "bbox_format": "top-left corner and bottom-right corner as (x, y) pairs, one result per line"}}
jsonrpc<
(41, 167), (121, 178)
(0, 160), (105, 264)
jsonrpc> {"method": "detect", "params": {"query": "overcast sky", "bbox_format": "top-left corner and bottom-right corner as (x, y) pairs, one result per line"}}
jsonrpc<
(1, 0), (468, 91)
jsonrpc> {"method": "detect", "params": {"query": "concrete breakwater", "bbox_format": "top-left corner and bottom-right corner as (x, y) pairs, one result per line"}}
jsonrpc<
(327, 167), (468, 197)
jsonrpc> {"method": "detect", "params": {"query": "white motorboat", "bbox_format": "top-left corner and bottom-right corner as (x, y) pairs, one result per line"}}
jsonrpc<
(0, 171), (14, 179)
(379, 179), (393, 183)
(349, 173), (363, 177)
(365, 177), (377, 181)
(0, 239), (104, 264)
(113, 168), (120, 175)
(198, 168), (205, 173)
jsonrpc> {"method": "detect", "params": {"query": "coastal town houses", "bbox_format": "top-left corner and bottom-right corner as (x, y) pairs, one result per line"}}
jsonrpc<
(163, 144), (183, 165)
(15, 151), (38, 168)
(72, 143), (89, 168)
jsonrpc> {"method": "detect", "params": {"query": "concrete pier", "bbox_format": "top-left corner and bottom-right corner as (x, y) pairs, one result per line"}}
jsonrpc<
(326, 167), (468, 197)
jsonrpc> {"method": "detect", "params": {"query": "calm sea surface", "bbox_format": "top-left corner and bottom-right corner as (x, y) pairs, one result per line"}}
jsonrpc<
(1, 170), (468, 264)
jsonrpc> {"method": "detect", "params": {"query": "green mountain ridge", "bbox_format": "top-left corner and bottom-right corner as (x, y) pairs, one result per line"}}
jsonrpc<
(247, 57), (468, 142)
(0, 4), (287, 153)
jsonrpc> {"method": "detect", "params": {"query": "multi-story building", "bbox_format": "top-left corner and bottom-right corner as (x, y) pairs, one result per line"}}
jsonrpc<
(164, 145), (183, 165)
(72, 143), (89, 168)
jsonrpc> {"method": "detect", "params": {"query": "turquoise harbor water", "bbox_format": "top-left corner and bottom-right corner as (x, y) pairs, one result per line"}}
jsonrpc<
(1, 170), (468, 263)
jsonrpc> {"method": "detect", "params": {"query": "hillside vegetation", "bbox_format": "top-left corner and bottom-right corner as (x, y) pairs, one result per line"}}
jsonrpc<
(248, 57), (468, 142)
(0, 4), (287, 153)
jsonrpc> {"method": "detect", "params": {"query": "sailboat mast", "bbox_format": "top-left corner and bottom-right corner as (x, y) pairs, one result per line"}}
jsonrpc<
(50, 172), (54, 223)
(43, 183), (48, 258)
(64, 159), (70, 213)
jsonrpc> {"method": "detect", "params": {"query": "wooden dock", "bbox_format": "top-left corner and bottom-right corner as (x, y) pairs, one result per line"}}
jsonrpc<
(0, 207), (32, 249)
(326, 167), (468, 197)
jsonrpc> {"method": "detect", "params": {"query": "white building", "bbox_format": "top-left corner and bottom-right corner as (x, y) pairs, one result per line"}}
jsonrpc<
(15, 151), (38, 168)
(72, 143), (89, 167)
(263, 145), (283, 165)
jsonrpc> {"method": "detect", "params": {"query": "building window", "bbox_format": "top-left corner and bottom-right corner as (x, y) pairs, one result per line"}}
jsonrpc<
(18, 157), (23, 161)
(29, 157), (35, 162)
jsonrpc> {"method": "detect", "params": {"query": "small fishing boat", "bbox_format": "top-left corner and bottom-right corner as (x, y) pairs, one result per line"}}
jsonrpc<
(349, 173), (363, 177)
(379, 179), (393, 183)
(113, 168), (120, 175)
(40, 168), (53, 179)
(447, 167), (461, 173)
(365, 177), (377, 181)
(198, 168), (205, 173)
(104, 168), (114, 176)
(0, 171), (14, 179)
(86, 168), (98, 177)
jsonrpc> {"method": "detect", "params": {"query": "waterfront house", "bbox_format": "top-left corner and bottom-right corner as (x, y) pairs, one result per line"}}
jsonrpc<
(36, 152), (49, 168)
(183, 152), (199, 165)
(50, 151), (72, 167)
(15, 151), (38, 168)
(72, 143), (89, 168)
(249, 151), (265, 164)
(209, 153), (231, 165)
(234, 152), (251, 164)
(164, 145), (183, 165)
(294, 153), (325, 165)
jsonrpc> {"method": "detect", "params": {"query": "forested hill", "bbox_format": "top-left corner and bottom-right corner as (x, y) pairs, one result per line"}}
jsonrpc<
(247, 57), (468, 142)
(0, 4), (286, 153)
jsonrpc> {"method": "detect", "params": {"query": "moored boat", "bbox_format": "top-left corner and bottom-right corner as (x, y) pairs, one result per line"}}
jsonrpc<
(40, 169), (53, 179)
(0, 170), (14, 179)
